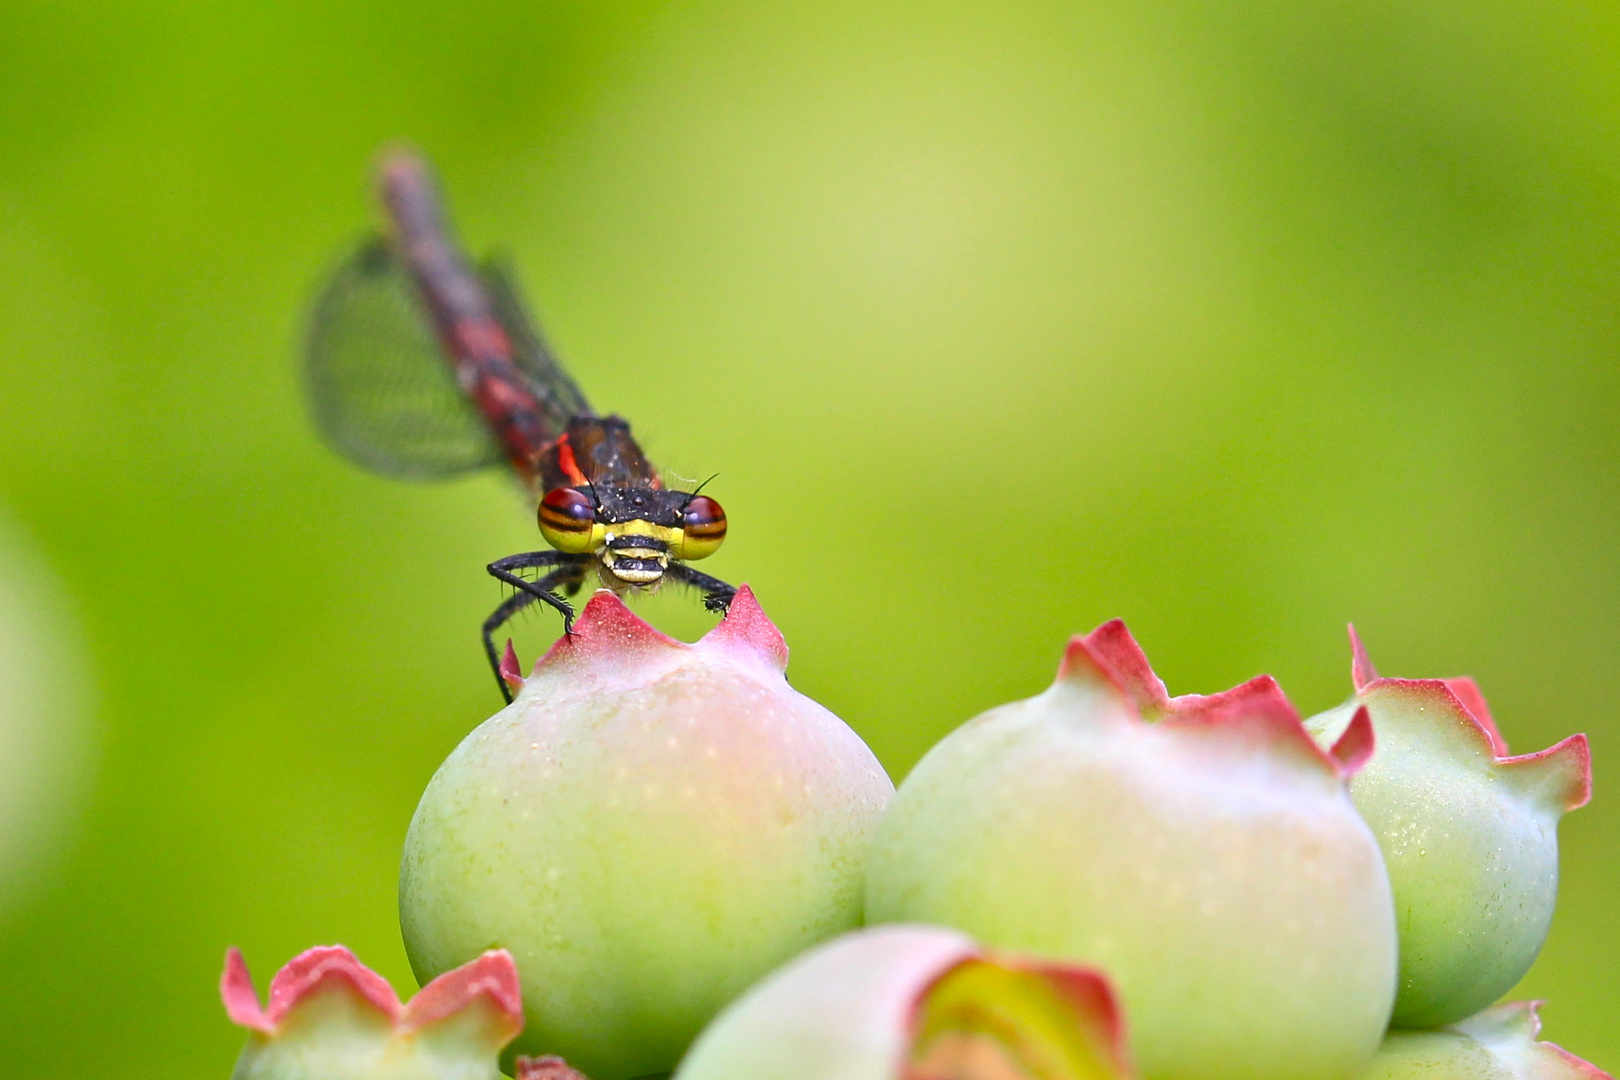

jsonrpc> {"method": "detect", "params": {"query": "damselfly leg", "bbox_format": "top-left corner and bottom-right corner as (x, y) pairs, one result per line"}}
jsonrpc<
(665, 562), (738, 614)
(483, 552), (590, 702)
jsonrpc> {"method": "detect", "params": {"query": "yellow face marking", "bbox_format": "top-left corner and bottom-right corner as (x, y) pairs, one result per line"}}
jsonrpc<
(543, 517), (702, 562)
(598, 519), (684, 551)
(597, 519), (679, 584)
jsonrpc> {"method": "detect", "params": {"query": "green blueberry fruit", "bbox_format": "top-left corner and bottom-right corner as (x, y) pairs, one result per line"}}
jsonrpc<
(866, 620), (1396, 1080)
(400, 587), (893, 1079)
(674, 924), (1133, 1080)
(1364, 1001), (1610, 1080)
(221, 945), (522, 1080)
(1303, 628), (1591, 1029)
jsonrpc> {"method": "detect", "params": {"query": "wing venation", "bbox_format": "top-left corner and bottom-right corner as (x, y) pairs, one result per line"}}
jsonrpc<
(304, 236), (504, 480)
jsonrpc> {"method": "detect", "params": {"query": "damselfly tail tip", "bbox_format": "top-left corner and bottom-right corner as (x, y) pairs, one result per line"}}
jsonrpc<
(374, 142), (436, 201)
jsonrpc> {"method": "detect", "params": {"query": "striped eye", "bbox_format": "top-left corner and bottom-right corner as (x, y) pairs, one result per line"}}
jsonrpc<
(673, 495), (727, 561)
(538, 487), (599, 553)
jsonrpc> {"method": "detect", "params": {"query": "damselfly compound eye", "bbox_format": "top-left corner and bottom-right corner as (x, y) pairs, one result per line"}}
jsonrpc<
(673, 495), (727, 561)
(538, 487), (599, 553)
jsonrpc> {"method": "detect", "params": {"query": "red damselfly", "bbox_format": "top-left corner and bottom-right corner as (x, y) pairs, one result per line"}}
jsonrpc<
(305, 149), (734, 702)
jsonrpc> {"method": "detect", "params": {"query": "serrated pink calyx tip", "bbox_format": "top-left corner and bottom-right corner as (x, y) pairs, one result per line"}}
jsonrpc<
(1348, 627), (1509, 753)
(1165, 674), (1370, 779)
(1460, 1002), (1614, 1080)
(1349, 631), (1592, 810)
(221, 947), (274, 1033)
(1443, 675), (1503, 751)
(1348, 623), (1379, 690)
(264, 945), (400, 1025)
(1061, 621), (1362, 779)
(500, 640), (526, 693)
(517, 1055), (593, 1080)
(1081, 619), (1170, 713)
(221, 945), (523, 1041)
(550, 589), (683, 658)
(532, 585), (787, 678)
(1328, 706), (1376, 775)
(403, 949), (524, 1042)
(1500, 733), (1592, 812)
(1056, 634), (1130, 700)
(701, 585), (789, 671)
(1476, 999), (1548, 1041)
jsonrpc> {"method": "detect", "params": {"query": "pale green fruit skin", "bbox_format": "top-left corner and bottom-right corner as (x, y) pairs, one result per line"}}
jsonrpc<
(866, 663), (1397, 1080)
(674, 924), (979, 1080)
(400, 591), (893, 1080)
(1362, 1001), (1609, 1080)
(1305, 679), (1587, 1029)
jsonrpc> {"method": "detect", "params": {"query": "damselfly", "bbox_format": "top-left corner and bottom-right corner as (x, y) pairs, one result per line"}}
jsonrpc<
(305, 149), (735, 702)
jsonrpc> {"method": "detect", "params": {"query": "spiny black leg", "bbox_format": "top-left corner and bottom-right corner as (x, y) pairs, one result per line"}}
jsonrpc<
(488, 549), (573, 578)
(482, 589), (539, 705)
(484, 553), (588, 703)
(487, 551), (580, 627)
(666, 562), (737, 614)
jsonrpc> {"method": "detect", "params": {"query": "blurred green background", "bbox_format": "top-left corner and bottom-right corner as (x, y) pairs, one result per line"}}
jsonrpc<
(0, 1), (1615, 1074)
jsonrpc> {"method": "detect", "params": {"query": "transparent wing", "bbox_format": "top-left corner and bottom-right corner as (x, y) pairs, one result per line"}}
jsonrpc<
(304, 236), (504, 479)
(480, 255), (593, 430)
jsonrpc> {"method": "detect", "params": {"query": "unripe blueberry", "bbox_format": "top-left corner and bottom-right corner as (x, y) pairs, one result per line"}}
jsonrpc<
(674, 924), (1132, 1080)
(1303, 628), (1591, 1028)
(400, 587), (893, 1079)
(866, 621), (1396, 1080)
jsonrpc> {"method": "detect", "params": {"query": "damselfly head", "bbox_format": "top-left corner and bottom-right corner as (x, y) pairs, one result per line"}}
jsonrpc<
(537, 485), (727, 583)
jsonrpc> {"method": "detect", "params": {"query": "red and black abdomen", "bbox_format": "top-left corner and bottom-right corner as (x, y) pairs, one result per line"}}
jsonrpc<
(378, 151), (592, 488)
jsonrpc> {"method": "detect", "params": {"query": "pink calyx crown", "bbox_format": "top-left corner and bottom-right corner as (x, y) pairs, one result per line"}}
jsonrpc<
(501, 584), (786, 693)
(1059, 618), (1374, 779)
(1347, 625), (1591, 811)
(221, 944), (522, 1046)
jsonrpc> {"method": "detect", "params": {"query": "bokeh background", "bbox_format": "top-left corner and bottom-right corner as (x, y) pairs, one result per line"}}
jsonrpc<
(0, 1), (1615, 1075)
